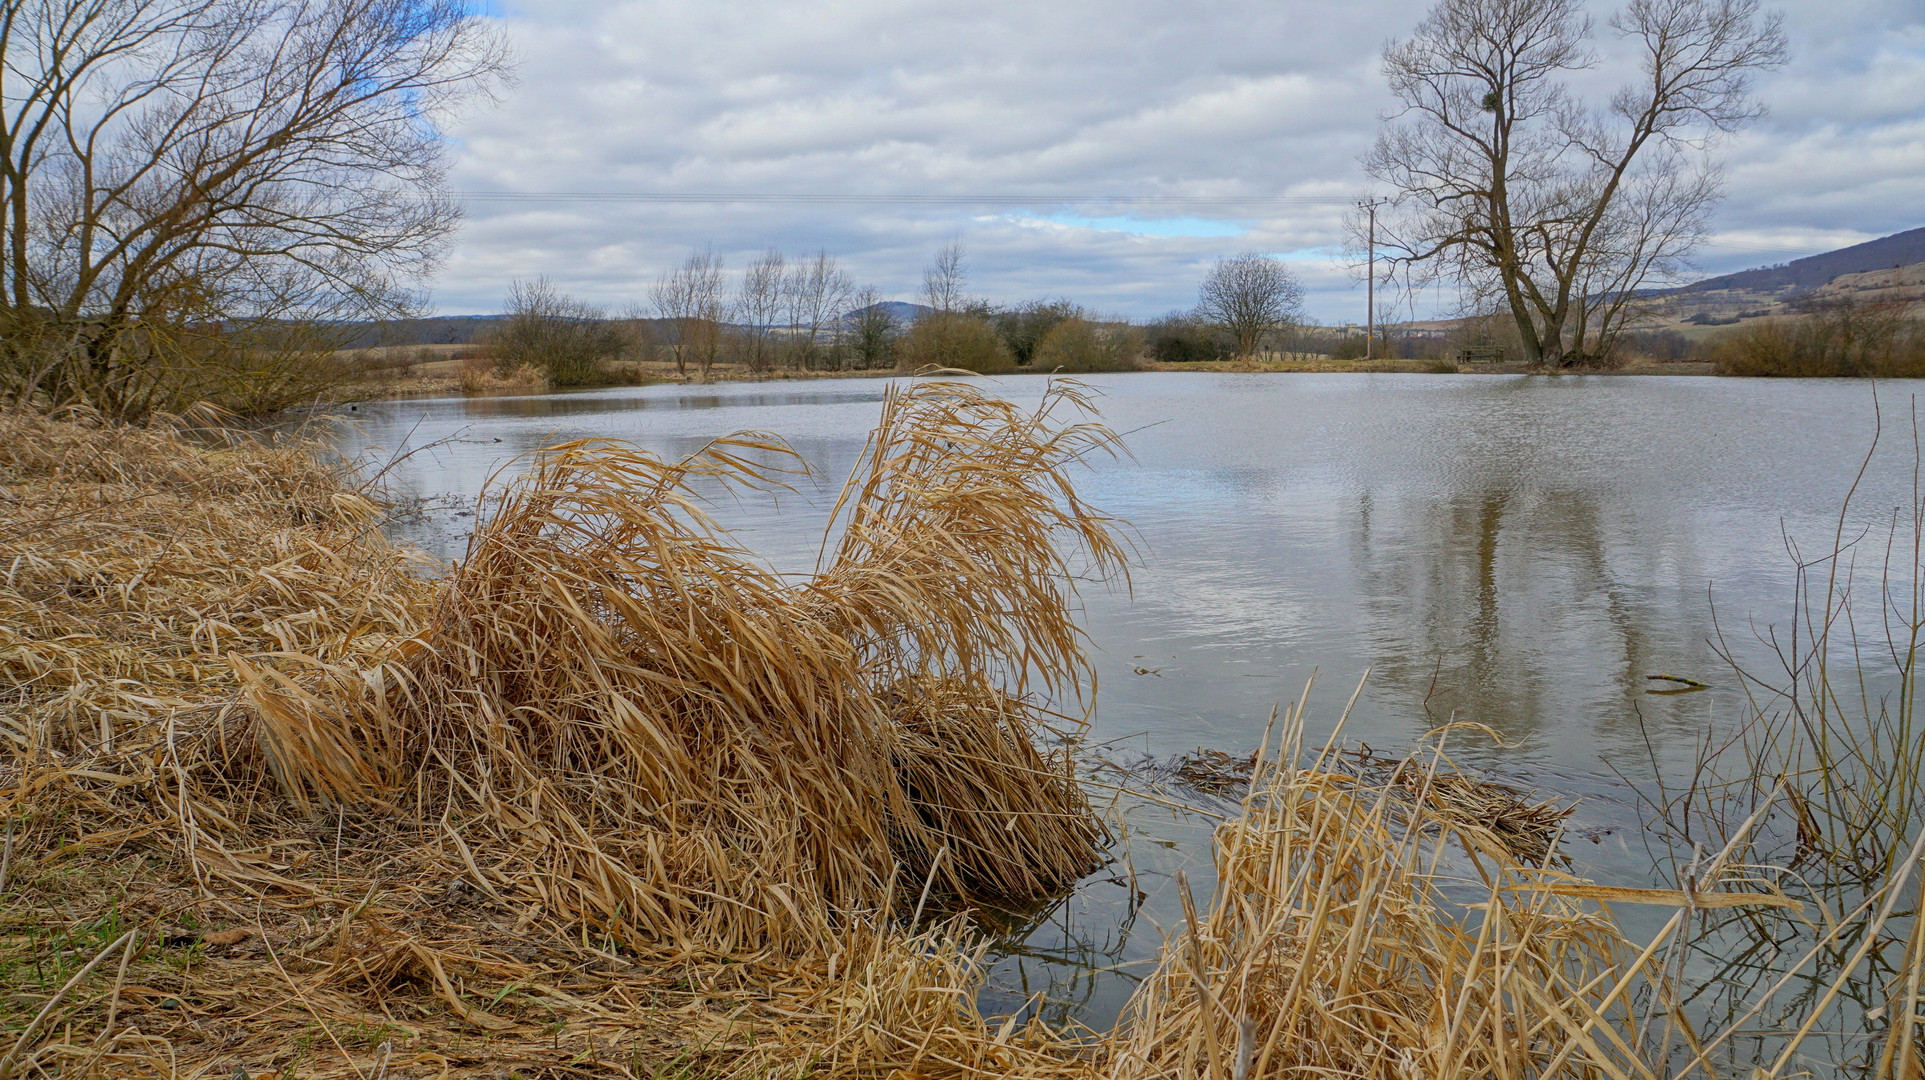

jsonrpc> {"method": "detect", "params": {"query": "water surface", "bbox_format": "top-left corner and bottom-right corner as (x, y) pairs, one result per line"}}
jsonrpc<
(326, 371), (1922, 1027)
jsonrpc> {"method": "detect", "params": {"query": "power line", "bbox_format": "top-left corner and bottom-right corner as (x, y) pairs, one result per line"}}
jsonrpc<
(453, 190), (1359, 207)
(449, 192), (1843, 263)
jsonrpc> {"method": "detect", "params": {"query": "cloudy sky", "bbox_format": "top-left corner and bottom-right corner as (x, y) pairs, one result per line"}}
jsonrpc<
(431, 0), (1925, 323)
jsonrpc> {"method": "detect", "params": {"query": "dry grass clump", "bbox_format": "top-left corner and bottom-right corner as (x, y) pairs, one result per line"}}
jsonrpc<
(455, 356), (549, 393)
(1111, 715), (1807, 1080)
(235, 380), (1123, 958)
(1115, 774), (1620, 1079)
(1172, 744), (1572, 864)
(0, 385), (1127, 1077)
(0, 410), (430, 763)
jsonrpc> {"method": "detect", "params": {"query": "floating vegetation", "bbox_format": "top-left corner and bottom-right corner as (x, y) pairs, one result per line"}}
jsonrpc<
(1172, 748), (1257, 794)
(1172, 741), (1572, 865)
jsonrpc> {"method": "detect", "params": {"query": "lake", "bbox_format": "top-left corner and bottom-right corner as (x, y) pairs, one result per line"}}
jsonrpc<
(324, 371), (1922, 1029)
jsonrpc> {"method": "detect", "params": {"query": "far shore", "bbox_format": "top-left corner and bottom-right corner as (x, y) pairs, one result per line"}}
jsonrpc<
(342, 352), (1722, 402)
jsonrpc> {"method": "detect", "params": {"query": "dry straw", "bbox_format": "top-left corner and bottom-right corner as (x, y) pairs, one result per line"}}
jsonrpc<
(234, 379), (1123, 957)
(0, 387), (1900, 1078)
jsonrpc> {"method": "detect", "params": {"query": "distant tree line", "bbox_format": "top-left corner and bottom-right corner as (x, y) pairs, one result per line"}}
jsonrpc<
(480, 232), (1925, 385)
(484, 241), (1170, 385)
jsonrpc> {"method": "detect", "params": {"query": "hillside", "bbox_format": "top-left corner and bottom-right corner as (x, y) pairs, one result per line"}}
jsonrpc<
(1680, 227), (1925, 295)
(1808, 261), (1925, 308)
(337, 314), (505, 348)
(845, 300), (933, 324)
(1655, 227), (1925, 329)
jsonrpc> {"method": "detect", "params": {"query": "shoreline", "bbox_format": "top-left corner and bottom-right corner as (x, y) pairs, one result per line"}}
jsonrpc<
(343, 356), (1722, 403)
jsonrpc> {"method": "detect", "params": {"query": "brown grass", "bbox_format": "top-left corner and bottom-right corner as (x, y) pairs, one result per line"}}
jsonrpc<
(455, 357), (549, 393)
(237, 380), (1124, 957)
(0, 383), (1128, 1076)
(0, 388), (1899, 1079)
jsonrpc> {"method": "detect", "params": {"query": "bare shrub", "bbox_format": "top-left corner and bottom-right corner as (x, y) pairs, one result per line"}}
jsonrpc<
(1032, 318), (1142, 373)
(1715, 299), (1925, 377)
(895, 313), (1014, 374)
(486, 278), (628, 387)
(1146, 314), (1231, 363)
(847, 289), (900, 369)
(995, 300), (1082, 366)
(458, 356), (548, 394)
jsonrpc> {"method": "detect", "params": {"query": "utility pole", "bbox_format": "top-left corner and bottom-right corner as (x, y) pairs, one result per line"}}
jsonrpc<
(1360, 198), (1388, 361)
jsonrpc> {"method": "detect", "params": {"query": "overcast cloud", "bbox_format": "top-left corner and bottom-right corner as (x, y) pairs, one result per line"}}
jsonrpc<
(430, 0), (1925, 322)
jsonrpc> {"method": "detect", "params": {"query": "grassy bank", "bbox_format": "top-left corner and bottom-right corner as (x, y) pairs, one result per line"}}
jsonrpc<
(0, 387), (1908, 1078)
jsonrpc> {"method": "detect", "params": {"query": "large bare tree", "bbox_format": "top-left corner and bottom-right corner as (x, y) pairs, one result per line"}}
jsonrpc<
(0, 0), (511, 417)
(1195, 253), (1305, 359)
(1362, 0), (1784, 366)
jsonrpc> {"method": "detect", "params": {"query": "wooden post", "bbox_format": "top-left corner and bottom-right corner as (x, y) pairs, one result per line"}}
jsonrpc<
(1361, 198), (1386, 361)
(1367, 202), (1376, 361)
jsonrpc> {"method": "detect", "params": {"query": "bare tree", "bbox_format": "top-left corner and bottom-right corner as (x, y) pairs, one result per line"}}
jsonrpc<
(647, 273), (689, 379)
(0, 0), (512, 418)
(1195, 254), (1306, 359)
(489, 278), (625, 387)
(735, 247), (785, 373)
(922, 242), (966, 315)
(847, 287), (897, 370)
(650, 248), (725, 380)
(1362, 0), (1785, 366)
(782, 249), (853, 370)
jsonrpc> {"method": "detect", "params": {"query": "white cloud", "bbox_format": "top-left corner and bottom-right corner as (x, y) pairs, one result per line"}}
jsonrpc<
(428, 0), (1925, 322)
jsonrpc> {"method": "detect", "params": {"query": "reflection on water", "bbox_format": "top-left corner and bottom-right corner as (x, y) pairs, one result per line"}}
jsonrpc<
(441, 385), (891, 420)
(325, 371), (1922, 1028)
(1350, 483), (1721, 755)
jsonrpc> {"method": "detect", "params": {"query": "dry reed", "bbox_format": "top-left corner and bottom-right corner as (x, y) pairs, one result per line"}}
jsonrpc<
(1110, 703), (1829, 1080)
(456, 359), (550, 393)
(231, 380), (1122, 959)
(0, 390), (1893, 1079)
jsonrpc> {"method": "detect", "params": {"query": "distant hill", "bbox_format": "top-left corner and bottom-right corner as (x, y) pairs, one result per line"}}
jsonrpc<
(1680, 227), (1925, 296)
(842, 300), (932, 324)
(337, 314), (505, 349)
(1639, 227), (1925, 329)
